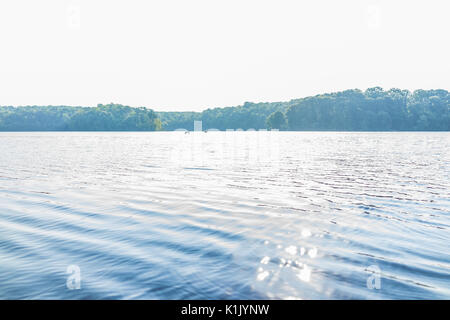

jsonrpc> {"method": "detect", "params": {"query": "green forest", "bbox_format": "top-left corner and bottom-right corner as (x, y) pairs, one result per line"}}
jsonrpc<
(0, 104), (161, 131)
(1, 88), (448, 131)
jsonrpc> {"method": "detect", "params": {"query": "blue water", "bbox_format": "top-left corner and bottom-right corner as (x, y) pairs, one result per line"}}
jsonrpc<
(0, 132), (449, 299)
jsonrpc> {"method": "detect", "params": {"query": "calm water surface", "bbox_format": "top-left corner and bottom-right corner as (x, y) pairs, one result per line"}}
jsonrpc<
(0, 132), (449, 299)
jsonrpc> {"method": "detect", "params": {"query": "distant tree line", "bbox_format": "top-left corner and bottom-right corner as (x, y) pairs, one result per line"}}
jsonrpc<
(285, 88), (449, 131)
(159, 88), (449, 131)
(0, 104), (161, 131)
(1, 88), (448, 131)
(157, 101), (288, 131)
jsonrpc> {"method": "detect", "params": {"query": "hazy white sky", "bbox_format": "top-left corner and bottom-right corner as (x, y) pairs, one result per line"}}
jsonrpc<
(0, 0), (448, 111)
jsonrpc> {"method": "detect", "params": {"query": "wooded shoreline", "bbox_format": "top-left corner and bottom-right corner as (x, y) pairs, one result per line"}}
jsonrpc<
(1, 87), (448, 131)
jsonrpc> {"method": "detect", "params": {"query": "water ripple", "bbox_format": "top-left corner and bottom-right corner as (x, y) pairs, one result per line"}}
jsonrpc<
(0, 132), (449, 299)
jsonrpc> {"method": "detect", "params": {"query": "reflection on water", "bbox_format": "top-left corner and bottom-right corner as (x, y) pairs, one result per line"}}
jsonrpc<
(0, 132), (449, 299)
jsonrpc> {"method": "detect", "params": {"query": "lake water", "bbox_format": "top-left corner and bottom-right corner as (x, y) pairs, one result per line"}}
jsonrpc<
(0, 132), (449, 299)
